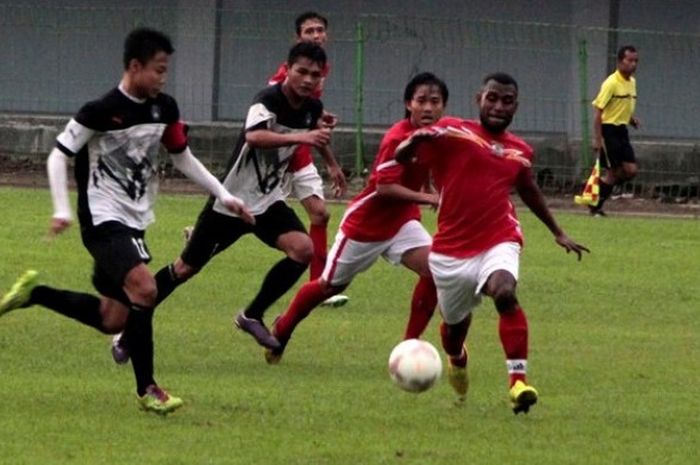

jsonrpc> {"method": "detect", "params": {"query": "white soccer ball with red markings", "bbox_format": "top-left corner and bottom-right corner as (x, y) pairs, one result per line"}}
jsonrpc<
(388, 339), (443, 393)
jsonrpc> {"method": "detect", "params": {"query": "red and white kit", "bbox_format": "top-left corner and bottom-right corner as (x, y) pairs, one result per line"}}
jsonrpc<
(323, 119), (433, 286)
(414, 117), (534, 323)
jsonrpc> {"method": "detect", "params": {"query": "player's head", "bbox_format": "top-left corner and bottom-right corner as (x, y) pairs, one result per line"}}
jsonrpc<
(403, 72), (448, 127)
(123, 28), (174, 98)
(295, 11), (328, 47)
(616, 45), (638, 77)
(284, 42), (327, 99)
(476, 72), (519, 133)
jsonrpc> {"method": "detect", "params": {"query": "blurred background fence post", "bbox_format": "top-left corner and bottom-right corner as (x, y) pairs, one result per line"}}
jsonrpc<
(354, 21), (365, 177)
(578, 37), (591, 178)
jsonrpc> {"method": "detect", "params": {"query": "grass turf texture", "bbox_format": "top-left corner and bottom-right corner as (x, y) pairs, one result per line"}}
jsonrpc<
(0, 186), (697, 464)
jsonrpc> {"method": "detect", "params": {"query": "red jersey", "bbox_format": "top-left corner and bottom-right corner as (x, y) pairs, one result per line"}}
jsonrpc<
(267, 61), (331, 171)
(415, 117), (534, 258)
(340, 119), (430, 242)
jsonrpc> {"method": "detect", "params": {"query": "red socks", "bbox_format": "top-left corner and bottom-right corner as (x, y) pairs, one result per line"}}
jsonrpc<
(498, 306), (529, 387)
(309, 223), (328, 281)
(274, 280), (327, 343)
(403, 276), (437, 339)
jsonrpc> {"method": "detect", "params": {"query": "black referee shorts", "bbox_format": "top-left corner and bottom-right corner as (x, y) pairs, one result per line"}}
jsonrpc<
(600, 124), (636, 169)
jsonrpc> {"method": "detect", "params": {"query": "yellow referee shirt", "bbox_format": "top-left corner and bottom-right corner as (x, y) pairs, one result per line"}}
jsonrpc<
(592, 70), (637, 125)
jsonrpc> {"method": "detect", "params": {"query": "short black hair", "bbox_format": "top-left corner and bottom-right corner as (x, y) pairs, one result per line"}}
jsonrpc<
(403, 72), (449, 119)
(482, 72), (518, 91)
(123, 27), (174, 69)
(295, 11), (328, 36)
(617, 45), (637, 61)
(287, 42), (327, 68)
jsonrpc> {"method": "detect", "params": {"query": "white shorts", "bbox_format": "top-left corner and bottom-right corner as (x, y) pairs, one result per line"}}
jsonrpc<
(322, 219), (432, 286)
(429, 242), (521, 325)
(282, 163), (324, 201)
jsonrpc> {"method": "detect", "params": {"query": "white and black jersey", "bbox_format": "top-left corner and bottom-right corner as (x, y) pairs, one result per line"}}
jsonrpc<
(55, 86), (187, 231)
(212, 83), (322, 217)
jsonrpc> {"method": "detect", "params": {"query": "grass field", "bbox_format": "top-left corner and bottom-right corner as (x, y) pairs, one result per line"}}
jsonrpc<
(0, 186), (698, 465)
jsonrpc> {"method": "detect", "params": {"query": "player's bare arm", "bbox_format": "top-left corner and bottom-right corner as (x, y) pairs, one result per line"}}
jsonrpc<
(246, 127), (331, 149)
(592, 107), (604, 152)
(516, 168), (589, 260)
(376, 183), (439, 207)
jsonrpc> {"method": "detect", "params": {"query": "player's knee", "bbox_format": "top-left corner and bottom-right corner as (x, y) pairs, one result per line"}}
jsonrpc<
(309, 208), (330, 226)
(492, 288), (518, 314)
(303, 197), (330, 225)
(99, 300), (129, 334)
(416, 263), (432, 278)
(290, 240), (314, 264)
(623, 164), (638, 180)
(130, 281), (158, 308)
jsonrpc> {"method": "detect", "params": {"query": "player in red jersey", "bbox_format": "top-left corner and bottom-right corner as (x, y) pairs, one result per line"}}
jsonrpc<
(264, 72), (449, 364)
(396, 72), (589, 413)
(268, 11), (348, 307)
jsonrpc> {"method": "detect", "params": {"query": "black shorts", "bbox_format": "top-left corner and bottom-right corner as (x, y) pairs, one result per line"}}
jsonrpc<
(181, 200), (306, 269)
(600, 124), (636, 169)
(81, 221), (152, 305)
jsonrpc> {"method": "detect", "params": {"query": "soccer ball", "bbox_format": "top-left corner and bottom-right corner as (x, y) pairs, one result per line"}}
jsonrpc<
(388, 339), (443, 393)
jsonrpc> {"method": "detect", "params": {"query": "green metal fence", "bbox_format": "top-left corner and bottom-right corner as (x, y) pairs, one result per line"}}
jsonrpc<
(1, 4), (699, 201)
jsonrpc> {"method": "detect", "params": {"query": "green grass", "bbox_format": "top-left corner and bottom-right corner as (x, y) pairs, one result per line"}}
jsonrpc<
(0, 186), (698, 464)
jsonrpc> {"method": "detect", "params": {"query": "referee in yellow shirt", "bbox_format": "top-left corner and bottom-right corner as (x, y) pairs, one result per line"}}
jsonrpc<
(590, 45), (640, 216)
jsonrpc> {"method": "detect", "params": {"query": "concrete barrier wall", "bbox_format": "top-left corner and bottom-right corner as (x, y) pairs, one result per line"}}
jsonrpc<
(1, 114), (698, 198)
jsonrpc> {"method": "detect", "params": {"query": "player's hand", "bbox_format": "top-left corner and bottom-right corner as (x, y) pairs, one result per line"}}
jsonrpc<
(423, 192), (440, 209)
(411, 127), (442, 141)
(222, 197), (256, 225)
(302, 128), (332, 148)
(395, 128), (441, 163)
(555, 234), (590, 261)
(592, 137), (602, 152)
(327, 164), (347, 198)
(47, 217), (71, 239)
(630, 117), (641, 129)
(320, 111), (338, 129)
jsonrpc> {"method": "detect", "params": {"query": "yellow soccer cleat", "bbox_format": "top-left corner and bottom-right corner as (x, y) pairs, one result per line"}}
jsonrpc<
(0, 270), (38, 316)
(137, 385), (183, 416)
(447, 363), (469, 399)
(264, 318), (287, 365)
(509, 380), (539, 414)
(264, 347), (284, 365)
(446, 345), (469, 400)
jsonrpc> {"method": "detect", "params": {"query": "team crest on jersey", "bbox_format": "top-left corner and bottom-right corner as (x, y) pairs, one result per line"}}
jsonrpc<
(491, 143), (505, 157)
(304, 112), (312, 127)
(151, 105), (161, 121)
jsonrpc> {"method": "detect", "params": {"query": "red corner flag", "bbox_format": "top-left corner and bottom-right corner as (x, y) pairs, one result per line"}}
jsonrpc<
(574, 159), (600, 207)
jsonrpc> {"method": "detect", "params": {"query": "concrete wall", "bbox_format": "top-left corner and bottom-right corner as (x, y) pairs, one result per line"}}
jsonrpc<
(1, 0), (699, 139)
(3, 114), (698, 198)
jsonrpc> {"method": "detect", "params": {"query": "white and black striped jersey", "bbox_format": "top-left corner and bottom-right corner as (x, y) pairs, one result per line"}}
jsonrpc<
(212, 83), (323, 217)
(55, 86), (186, 231)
